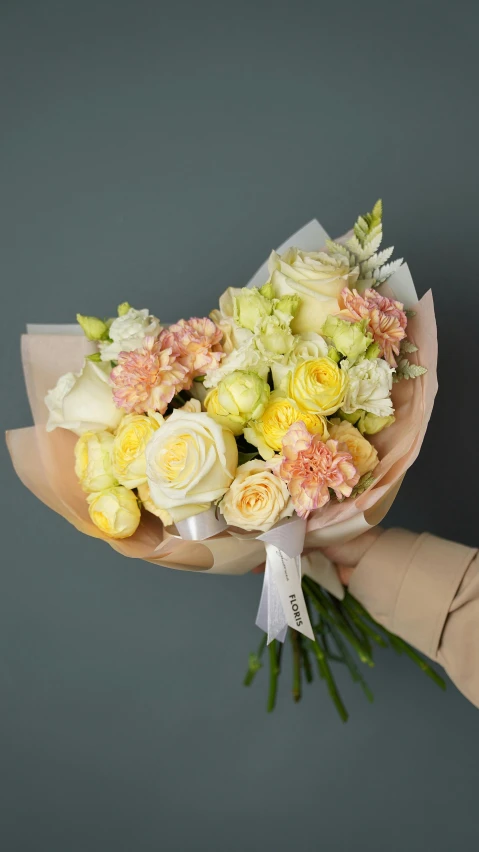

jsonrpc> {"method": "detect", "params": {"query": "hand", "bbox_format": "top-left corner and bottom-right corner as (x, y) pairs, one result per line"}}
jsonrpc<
(322, 527), (384, 586)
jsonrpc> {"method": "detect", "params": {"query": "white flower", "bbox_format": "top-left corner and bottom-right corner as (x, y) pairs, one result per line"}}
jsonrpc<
(210, 288), (254, 354)
(341, 358), (395, 417)
(203, 340), (269, 388)
(45, 360), (124, 436)
(146, 411), (238, 523)
(255, 314), (296, 360)
(99, 308), (160, 361)
(271, 332), (329, 392)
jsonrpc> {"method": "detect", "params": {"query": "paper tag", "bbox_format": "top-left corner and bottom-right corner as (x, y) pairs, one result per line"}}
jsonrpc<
(265, 544), (314, 641)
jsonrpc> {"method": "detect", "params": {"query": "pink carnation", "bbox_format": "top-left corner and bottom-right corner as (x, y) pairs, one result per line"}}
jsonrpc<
(278, 421), (359, 519)
(338, 288), (407, 366)
(110, 336), (188, 414)
(159, 317), (223, 387)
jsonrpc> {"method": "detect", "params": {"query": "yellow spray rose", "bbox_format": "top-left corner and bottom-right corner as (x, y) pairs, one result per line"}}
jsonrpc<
(74, 430), (117, 492)
(87, 486), (141, 539)
(288, 356), (347, 416)
(328, 419), (378, 477)
(205, 370), (270, 436)
(244, 393), (329, 460)
(112, 412), (164, 488)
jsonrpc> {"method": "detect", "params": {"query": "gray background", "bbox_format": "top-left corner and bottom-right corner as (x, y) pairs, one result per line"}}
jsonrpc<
(1, 1), (478, 850)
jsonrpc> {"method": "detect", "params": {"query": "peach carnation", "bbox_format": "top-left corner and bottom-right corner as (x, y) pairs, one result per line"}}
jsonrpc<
(338, 287), (407, 366)
(277, 421), (359, 519)
(159, 317), (223, 386)
(111, 336), (188, 414)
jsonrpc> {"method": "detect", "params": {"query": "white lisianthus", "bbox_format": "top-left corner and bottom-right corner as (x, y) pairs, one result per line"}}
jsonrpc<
(255, 314), (296, 359)
(268, 248), (358, 334)
(203, 340), (269, 388)
(210, 288), (254, 354)
(146, 411), (238, 523)
(45, 360), (124, 436)
(99, 307), (160, 361)
(341, 358), (395, 417)
(271, 332), (329, 392)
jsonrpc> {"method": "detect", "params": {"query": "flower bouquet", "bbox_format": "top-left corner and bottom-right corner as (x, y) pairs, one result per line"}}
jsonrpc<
(7, 202), (442, 718)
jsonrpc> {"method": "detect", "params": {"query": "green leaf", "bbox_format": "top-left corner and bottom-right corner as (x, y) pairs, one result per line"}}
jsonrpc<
(238, 450), (260, 466)
(350, 472), (375, 498)
(85, 352), (102, 362)
(393, 358), (428, 382)
(400, 339), (418, 353)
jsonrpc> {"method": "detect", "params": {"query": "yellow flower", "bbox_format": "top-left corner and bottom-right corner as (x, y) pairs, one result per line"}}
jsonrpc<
(220, 460), (293, 532)
(288, 356), (347, 416)
(328, 419), (378, 476)
(244, 393), (329, 460)
(205, 371), (270, 436)
(87, 486), (141, 539)
(112, 412), (164, 488)
(74, 430), (117, 492)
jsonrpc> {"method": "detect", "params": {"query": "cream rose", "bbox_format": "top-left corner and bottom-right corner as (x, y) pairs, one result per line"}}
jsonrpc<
(146, 411), (238, 523)
(268, 247), (358, 334)
(328, 419), (378, 477)
(45, 360), (124, 436)
(87, 486), (141, 538)
(112, 412), (164, 488)
(74, 430), (117, 492)
(220, 459), (293, 532)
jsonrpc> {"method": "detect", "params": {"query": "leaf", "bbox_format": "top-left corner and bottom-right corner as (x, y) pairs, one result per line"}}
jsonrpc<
(405, 309), (416, 318)
(86, 352), (102, 362)
(400, 339), (418, 353)
(393, 358), (428, 381)
(351, 472), (375, 498)
(374, 258), (403, 283)
(238, 451), (260, 466)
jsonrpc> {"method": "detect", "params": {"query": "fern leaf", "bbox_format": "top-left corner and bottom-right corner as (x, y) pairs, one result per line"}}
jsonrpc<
(374, 258), (403, 283)
(393, 358), (427, 382)
(351, 472), (376, 498)
(400, 339), (418, 353)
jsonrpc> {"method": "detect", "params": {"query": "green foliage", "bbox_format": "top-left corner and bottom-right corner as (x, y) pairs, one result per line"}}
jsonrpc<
(400, 339), (418, 354)
(393, 358), (428, 382)
(350, 471), (376, 498)
(326, 200), (403, 288)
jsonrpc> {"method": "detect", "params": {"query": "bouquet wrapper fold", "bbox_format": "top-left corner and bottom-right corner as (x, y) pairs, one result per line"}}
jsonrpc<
(6, 221), (437, 602)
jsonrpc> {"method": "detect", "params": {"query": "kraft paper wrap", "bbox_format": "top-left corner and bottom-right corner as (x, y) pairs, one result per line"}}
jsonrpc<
(6, 222), (437, 577)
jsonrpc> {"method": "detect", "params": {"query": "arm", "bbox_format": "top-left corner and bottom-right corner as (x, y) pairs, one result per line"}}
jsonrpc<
(324, 528), (479, 709)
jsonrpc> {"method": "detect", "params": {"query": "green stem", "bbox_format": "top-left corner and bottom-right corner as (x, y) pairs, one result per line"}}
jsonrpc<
(290, 630), (302, 702)
(267, 640), (280, 712)
(243, 634), (267, 686)
(303, 577), (373, 667)
(301, 644), (314, 683)
(326, 622), (374, 703)
(309, 639), (349, 723)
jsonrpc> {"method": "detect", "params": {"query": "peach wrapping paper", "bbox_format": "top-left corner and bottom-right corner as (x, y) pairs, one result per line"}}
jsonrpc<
(6, 222), (437, 578)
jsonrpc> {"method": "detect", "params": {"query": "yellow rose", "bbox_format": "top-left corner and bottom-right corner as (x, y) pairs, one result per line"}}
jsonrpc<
(328, 419), (378, 477)
(244, 393), (329, 460)
(112, 412), (164, 488)
(74, 430), (117, 492)
(87, 486), (141, 539)
(146, 411), (238, 523)
(268, 248), (359, 335)
(204, 387), (244, 436)
(137, 482), (173, 526)
(288, 357), (347, 416)
(220, 460), (293, 532)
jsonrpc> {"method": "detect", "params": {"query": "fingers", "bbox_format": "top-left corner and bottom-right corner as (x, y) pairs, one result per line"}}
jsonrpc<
(322, 527), (384, 569)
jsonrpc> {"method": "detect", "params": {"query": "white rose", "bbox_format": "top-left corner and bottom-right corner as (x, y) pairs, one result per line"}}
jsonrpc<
(268, 248), (358, 335)
(146, 411), (238, 523)
(99, 307), (160, 361)
(45, 360), (124, 436)
(210, 288), (254, 353)
(271, 332), (329, 392)
(220, 459), (293, 532)
(341, 358), (395, 417)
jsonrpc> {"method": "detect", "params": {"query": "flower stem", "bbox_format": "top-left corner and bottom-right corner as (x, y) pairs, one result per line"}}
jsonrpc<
(309, 638), (349, 723)
(290, 630), (302, 702)
(267, 640), (280, 712)
(243, 634), (267, 686)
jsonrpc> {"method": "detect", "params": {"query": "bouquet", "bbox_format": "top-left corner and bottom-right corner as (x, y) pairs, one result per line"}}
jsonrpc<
(7, 201), (442, 718)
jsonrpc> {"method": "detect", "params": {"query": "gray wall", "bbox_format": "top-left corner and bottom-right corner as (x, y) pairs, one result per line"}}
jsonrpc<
(1, 1), (478, 850)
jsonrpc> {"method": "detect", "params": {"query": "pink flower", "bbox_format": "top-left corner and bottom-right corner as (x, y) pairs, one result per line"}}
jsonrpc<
(338, 288), (407, 366)
(159, 318), (223, 387)
(110, 336), (188, 414)
(278, 421), (359, 519)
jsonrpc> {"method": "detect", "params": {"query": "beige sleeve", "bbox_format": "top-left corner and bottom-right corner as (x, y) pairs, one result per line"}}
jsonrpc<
(349, 528), (479, 708)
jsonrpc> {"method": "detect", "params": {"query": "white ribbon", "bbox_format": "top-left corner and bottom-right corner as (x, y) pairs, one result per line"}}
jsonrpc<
(256, 517), (315, 645)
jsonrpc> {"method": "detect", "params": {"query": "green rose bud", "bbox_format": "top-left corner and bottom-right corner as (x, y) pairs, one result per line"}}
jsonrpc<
(364, 341), (381, 360)
(76, 314), (110, 341)
(117, 302), (131, 317)
(327, 346), (341, 363)
(205, 370), (270, 435)
(275, 294), (301, 320)
(233, 288), (273, 332)
(322, 316), (372, 363)
(357, 411), (396, 435)
(256, 315), (296, 357)
(259, 282), (275, 300)
(338, 409), (362, 425)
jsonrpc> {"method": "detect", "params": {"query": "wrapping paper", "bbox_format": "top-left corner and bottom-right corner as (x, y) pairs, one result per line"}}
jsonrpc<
(6, 221), (437, 579)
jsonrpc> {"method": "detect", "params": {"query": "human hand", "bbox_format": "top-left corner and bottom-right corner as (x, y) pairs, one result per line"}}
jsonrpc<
(322, 527), (384, 586)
